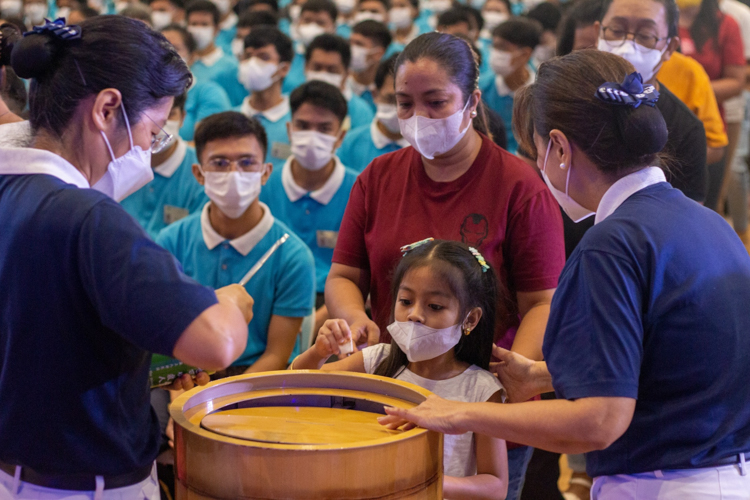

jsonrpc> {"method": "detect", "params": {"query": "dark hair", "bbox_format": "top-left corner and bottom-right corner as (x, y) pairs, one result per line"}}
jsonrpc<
(514, 49), (668, 175)
(352, 20), (392, 49)
(437, 7), (472, 29)
(556, 0), (602, 56)
(173, 90), (187, 111)
(600, 0), (679, 39)
(404, 0), (419, 9)
(162, 23), (197, 53)
(493, 17), (543, 49)
(0, 23), (21, 67)
(397, 32), (494, 137)
(241, 0), (279, 12)
(194, 111), (268, 162)
(458, 5), (484, 31)
(691, 0), (719, 51)
(289, 80), (348, 124)
(374, 240), (502, 378)
(361, 0), (390, 10)
(186, 0), (220, 26)
(527, 2), (561, 32)
(121, 3), (154, 23)
(1, 66), (27, 115)
(11, 16), (191, 137)
(149, 0), (185, 7)
(374, 51), (399, 89)
(306, 33), (351, 68)
(72, 5), (101, 18)
(244, 25), (293, 62)
(300, 0), (338, 22)
(238, 9), (278, 27)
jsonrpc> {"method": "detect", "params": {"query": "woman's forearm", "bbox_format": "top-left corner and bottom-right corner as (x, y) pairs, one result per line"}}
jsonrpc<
(712, 77), (744, 102)
(443, 474), (506, 500)
(325, 274), (369, 325)
(512, 302), (550, 361)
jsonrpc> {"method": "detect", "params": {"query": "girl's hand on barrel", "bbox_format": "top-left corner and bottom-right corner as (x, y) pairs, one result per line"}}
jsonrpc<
(315, 319), (355, 357)
(378, 395), (470, 435)
(163, 371), (211, 391)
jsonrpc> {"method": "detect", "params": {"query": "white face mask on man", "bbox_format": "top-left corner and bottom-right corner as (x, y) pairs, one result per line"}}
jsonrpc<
(398, 97), (472, 159)
(201, 168), (264, 219)
(489, 48), (517, 78)
(187, 25), (214, 51)
(386, 320), (465, 362)
(597, 38), (667, 83)
(540, 138), (595, 223)
(297, 22), (326, 46)
(291, 130), (338, 171)
(305, 70), (344, 88)
(92, 103), (154, 202)
(238, 57), (279, 92)
(376, 103), (400, 134)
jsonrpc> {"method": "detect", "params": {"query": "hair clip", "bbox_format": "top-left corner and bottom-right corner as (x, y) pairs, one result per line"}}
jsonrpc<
(27, 18), (82, 41)
(400, 237), (435, 256)
(595, 72), (659, 109)
(468, 247), (489, 273)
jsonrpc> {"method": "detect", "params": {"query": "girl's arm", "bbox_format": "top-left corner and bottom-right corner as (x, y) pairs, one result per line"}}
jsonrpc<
(443, 391), (509, 500)
(291, 319), (367, 373)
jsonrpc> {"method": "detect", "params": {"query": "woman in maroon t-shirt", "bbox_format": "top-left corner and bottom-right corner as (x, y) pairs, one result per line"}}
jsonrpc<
(326, 32), (566, 500)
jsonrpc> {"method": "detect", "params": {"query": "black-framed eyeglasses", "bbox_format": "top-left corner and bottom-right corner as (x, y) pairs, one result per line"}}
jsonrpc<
(205, 157), (264, 172)
(601, 26), (668, 50)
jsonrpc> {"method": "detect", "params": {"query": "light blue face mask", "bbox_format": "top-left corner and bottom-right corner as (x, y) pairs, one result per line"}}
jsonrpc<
(540, 138), (595, 223)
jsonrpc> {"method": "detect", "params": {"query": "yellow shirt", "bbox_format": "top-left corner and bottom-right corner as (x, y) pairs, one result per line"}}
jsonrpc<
(657, 52), (729, 149)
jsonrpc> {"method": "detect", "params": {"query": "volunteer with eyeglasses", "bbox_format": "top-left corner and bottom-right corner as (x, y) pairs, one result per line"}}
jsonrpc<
(0, 17), (253, 500)
(380, 49), (750, 500)
(327, 32), (566, 500)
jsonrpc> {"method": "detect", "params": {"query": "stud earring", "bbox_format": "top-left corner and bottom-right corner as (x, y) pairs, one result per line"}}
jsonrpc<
(559, 163), (566, 169)
(463, 327), (472, 336)
(471, 110), (477, 117)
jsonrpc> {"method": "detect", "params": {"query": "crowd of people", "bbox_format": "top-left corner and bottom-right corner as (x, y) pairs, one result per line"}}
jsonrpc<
(1, 0), (750, 498)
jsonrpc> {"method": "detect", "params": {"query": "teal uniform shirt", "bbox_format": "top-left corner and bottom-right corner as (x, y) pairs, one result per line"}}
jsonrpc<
(216, 13), (238, 53)
(480, 66), (536, 154)
(157, 202), (315, 366)
(190, 47), (247, 107)
(282, 50), (307, 94)
(338, 120), (409, 173)
(346, 78), (376, 111)
(181, 81), (232, 142)
(121, 140), (207, 239)
(236, 96), (292, 171)
(260, 156), (357, 293)
(346, 92), (376, 131)
(336, 22), (351, 39)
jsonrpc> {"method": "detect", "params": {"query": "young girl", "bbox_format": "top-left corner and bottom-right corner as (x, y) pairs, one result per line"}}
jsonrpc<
(292, 239), (509, 500)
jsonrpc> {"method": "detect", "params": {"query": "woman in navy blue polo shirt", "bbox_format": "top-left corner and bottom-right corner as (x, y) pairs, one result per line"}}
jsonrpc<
(0, 17), (253, 499)
(381, 49), (750, 499)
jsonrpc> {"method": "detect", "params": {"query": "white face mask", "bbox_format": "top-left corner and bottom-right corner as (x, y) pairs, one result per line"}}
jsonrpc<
(93, 104), (154, 202)
(0, 0), (22, 16)
(398, 97), (471, 159)
(188, 25), (215, 51)
(597, 38), (667, 84)
(289, 4), (301, 22)
(490, 48), (516, 77)
(151, 10), (173, 30)
(238, 57), (279, 92)
(540, 138), (595, 223)
(376, 103), (400, 134)
(24, 3), (48, 25)
(231, 37), (244, 59)
(298, 22), (326, 46)
(389, 7), (412, 29)
(387, 321), (463, 362)
(305, 70), (344, 89)
(424, 0), (451, 13)
(163, 120), (182, 141)
(291, 130), (338, 171)
(354, 10), (385, 23)
(335, 0), (356, 14)
(482, 11), (508, 32)
(350, 45), (374, 73)
(211, 0), (231, 15)
(202, 170), (263, 219)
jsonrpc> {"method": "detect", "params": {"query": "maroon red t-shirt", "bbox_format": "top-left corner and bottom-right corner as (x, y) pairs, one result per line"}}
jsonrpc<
(333, 135), (566, 345)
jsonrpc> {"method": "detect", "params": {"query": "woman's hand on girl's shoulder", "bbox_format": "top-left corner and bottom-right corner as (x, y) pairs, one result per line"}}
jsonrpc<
(315, 319), (358, 358)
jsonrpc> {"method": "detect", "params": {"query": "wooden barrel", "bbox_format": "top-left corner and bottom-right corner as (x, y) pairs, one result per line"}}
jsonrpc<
(171, 370), (443, 499)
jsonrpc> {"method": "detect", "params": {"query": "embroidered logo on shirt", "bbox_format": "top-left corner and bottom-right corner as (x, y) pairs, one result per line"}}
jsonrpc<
(460, 214), (489, 247)
(316, 230), (339, 249)
(163, 205), (189, 225)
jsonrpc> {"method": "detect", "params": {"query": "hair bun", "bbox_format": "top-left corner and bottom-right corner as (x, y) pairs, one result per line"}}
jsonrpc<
(616, 104), (668, 158)
(0, 24), (22, 67)
(11, 33), (60, 79)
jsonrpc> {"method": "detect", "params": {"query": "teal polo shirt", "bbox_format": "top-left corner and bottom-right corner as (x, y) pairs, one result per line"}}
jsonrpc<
(216, 13), (238, 54)
(282, 50), (307, 94)
(259, 156), (357, 293)
(338, 120), (408, 173)
(180, 80), (232, 142)
(347, 92), (375, 131)
(480, 66), (536, 154)
(190, 47), (247, 107)
(156, 202), (315, 367)
(236, 95), (292, 171)
(121, 140), (207, 239)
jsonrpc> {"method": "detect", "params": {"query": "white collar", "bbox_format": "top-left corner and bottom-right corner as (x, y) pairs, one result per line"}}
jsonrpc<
(0, 146), (90, 188)
(341, 85), (354, 101)
(200, 201), (275, 256)
(153, 138), (187, 178)
(370, 119), (409, 149)
(295, 42), (306, 55)
(595, 167), (666, 224)
(219, 12), (238, 30)
(198, 47), (224, 67)
(240, 95), (290, 123)
(281, 155), (345, 205)
(494, 66), (536, 97)
(347, 77), (375, 97)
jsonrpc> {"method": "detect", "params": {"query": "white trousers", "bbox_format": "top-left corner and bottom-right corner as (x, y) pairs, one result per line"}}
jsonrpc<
(0, 464), (159, 500)
(592, 463), (750, 499)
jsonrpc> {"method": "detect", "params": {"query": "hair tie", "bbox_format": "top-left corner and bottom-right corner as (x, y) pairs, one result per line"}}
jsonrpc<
(400, 237), (434, 256)
(27, 18), (82, 41)
(595, 72), (659, 109)
(468, 247), (489, 273)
